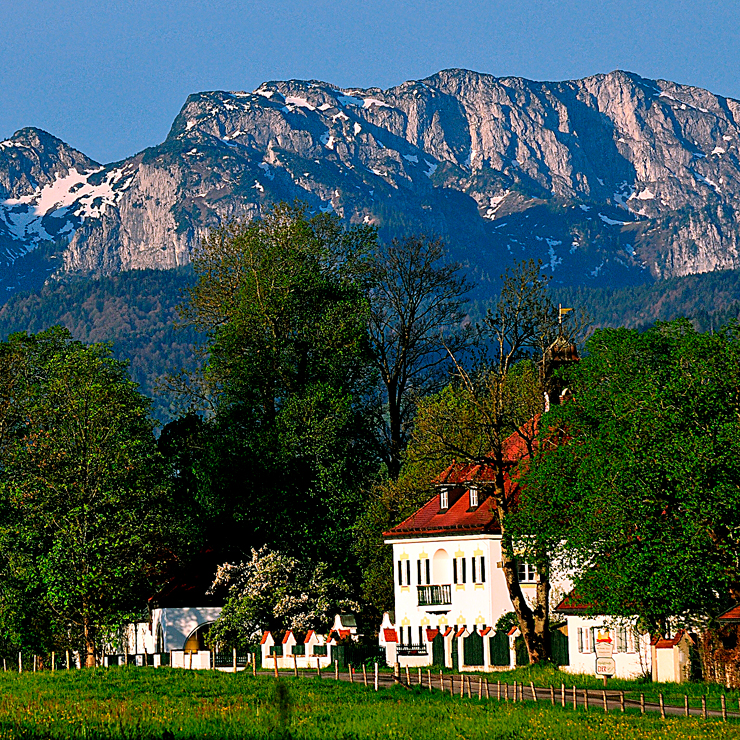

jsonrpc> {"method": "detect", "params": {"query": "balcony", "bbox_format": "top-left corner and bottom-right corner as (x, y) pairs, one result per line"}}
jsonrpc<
(397, 643), (428, 656)
(417, 584), (452, 607)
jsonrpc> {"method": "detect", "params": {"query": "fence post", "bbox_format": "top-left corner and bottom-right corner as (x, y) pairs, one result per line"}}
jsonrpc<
(235, 648), (238, 674)
(513, 680), (517, 703)
(497, 680), (501, 701)
(316, 657), (321, 678)
(404, 665), (409, 685)
(550, 685), (555, 705)
(485, 679), (490, 700)
(640, 693), (645, 715)
(561, 683), (565, 708)
(602, 689), (608, 713)
(293, 654), (298, 678)
(440, 670), (444, 692)
(362, 664), (367, 687)
(722, 694), (727, 721)
(18, 652), (21, 674)
(252, 653), (256, 677)
(572, 685), (577, 710)
(418, 667), (422, 686)
(531, 681), (537, 702)
(620, 691), (625, 713)
(33, 655), (37, 672)
(66, 650), (70, 671)
(334, 659), (338, 681)
(349, 665), (353, 683)
(584, 689), (589, 711)
(684, 694), (689, 717)
(211, 650), (215, 671)
(460, 675), (465, 698)
(51, 652), (55, 672)
(478, 677), (482, 700)
(374, 662), (378, 691)
(273, 653), (279, 679)
(701, 696), (707, 719)
(428, 669), (432, 692)
(449, 675), (453, 697)
(660, 693), (665, 719)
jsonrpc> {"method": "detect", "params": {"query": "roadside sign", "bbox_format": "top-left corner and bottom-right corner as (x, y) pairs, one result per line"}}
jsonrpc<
(595, 631), (614, 658)
(596, 657), (616, 676)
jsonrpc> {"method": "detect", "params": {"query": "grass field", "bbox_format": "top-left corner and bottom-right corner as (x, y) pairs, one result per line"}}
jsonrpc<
(0, 667), (735, 739)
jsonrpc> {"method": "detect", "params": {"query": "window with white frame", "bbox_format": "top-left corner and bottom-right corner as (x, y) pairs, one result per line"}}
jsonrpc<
(517, 562), (537, 583)
(440, 487), (449, 509)
(471, 555), (486, 584)
(577, 627), (594, 653)
(452, 555), (466, 584)
(397, 558), (411, 586)
(469, 487), (478, 508)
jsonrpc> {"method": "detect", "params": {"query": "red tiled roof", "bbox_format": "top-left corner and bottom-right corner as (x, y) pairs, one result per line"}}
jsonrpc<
(304, 629), (315, 643)
(383, 628), (398, 643)
(718, 603), (740, 623)
(652, 630), (688, 649)
(260, 631), (271, 645)
(384, 420), (539, 540)
(426, 628), (439, 641)
(282, 631), (293, 645)
(554, 591), (598, 615)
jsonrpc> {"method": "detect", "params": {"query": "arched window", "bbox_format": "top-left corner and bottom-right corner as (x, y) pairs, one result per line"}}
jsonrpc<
(432, 549), (449, 584)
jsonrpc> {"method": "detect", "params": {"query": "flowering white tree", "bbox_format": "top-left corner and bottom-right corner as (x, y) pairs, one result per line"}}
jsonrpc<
(207, 547), (359, 647)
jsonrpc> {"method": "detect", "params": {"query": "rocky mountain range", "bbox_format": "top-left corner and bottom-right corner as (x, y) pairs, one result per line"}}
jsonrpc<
(3, 68), (740, 294)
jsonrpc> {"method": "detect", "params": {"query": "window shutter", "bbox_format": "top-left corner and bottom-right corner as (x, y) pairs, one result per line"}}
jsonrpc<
(406, 560), (411, 586)
(472, 557), (477, 583)
(417, 560), (421, 584)
(480, 557), (486, 583)
(398, 561), (402, 586)
(425, 559), (430, 585)
(578, 628), (583, 653)
(453, 558), (458, 584)
(462, 557), (467, 583)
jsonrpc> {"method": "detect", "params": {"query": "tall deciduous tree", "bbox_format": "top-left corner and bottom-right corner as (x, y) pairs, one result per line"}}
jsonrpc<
(175, 203), (379, 570)
(521, 320), (740, 639)
(0, 327), (178, 665)
(367, 236), (473, 479)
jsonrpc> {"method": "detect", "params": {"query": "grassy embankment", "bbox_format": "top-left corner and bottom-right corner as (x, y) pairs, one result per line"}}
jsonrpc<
(0, 666), (735, 739)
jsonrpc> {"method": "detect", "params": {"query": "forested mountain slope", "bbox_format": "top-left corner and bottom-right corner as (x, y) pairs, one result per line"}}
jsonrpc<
(2, 266), (739, 424)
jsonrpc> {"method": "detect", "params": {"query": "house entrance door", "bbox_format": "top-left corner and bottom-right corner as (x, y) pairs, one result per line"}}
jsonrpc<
(432, 633), (445, 666)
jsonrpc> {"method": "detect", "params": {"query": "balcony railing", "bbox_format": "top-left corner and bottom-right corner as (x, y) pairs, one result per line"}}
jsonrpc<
(397, 643), (428, 656)
(417, 584), (452, 607)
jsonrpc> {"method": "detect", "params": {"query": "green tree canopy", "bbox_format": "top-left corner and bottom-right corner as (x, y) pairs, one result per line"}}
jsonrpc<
(173, 203), (380, 573)
(520, 319), (740, 636)
(0, 327), (179, 664)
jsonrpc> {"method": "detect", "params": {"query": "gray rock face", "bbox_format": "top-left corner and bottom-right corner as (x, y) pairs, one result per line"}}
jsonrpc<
(4, 68), (740, 290)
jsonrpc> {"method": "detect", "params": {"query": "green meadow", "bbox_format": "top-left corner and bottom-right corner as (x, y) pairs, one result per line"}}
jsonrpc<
(0, 667), (734, 739)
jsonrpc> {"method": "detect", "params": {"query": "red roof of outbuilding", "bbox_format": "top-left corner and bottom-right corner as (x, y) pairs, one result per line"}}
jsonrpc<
(426, 628), (439, 641)
(260, 631), (271, 645)
(718, 603), (740, 623)
(384, 420), (539, 540)
(652, 630), (688, 649)
(383, 629), (398, 643)
(554, 591), (598, 615)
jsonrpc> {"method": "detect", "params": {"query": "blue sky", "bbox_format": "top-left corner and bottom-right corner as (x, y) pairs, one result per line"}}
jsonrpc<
(1, 0), (738, 163)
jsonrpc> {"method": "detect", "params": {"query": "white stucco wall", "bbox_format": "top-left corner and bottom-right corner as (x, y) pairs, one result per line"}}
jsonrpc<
(561, 616), (651, 680)
(152, 606), (223, 653)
